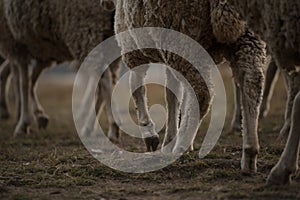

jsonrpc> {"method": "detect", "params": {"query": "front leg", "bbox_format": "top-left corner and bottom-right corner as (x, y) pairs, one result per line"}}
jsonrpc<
(267, 90), (300, 185)
(278, 71), (300, 141)
(14, 62), (31, 136)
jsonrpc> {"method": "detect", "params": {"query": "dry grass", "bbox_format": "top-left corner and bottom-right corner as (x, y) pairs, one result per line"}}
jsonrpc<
(0, 67), (299, 200)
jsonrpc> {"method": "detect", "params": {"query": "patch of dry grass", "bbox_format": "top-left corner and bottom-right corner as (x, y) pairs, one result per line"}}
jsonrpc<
(0, 67), (299, 199)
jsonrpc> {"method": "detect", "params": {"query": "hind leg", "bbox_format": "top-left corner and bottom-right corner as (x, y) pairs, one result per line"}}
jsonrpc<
(162, 68), (182, 152)
(130, 66), (159, 152)
(81, 83), (106, 136)
(228, 80), (242, 134)
(30, 61), (50, 129)
(100, 68), (121, 144)
(230, 30), (266, 173)
(259, 59), (279, 119)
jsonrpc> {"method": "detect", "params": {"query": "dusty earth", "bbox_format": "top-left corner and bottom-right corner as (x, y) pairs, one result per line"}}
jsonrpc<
(0, 67), (299, 200)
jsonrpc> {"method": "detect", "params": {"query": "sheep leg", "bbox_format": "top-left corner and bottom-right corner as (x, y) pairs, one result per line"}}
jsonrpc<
(0, 60), (11, 119)
(171, 63), (209, 154)
(100, 69), (120, 144)
(259, 59), (279, 119)
(162, 69), (182, 152)
(267, 90), (300, 185)
(278, 71), (300, 141)
(228, 80), (242, 134)
(130, 67), (159, 152)
(82, 60), (121, 140)
(231, 31), (265, 173)
(10, 65), (21, 122)
(172, 84), (201, 155)
(81, 85), (105, 136)
(14, 64), (30, 136)
(30, 61), (49, 129)
(77, 76), (96, 121)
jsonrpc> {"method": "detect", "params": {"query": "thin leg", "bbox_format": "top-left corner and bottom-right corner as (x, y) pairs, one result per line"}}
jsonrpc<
(81, 59), (121, 141)
(14, 64), (30, 136)
(231, 30), (265, 173)
(229, 80), (242, 133)
(11, 65), (21, 123)
(260, 59), (279, 119)
(267, 90), (300, 185)
(81, 85), (105, 136)
(100, 69), (120, 143)
(30, 61), (50, 129)
(278, 71), (300, 140)
(172, 85), (202, 154)
(130, 67), (159, 152)
(0, 60), (11, 119)
(162, 69), (182, 152)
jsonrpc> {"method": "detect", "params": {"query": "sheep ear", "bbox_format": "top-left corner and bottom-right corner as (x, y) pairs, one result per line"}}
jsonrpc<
(100, 0), (116, 11)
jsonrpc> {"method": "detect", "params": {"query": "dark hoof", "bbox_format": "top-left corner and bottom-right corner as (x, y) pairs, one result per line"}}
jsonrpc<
(145, 136), (160, 152)
(241, 151), (258, 174)
(109, 135), (121, 145)
(37, 115), (49, 129)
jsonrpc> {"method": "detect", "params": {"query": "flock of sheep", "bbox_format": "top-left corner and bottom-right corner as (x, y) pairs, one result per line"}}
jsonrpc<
(0, 0), (299, 187)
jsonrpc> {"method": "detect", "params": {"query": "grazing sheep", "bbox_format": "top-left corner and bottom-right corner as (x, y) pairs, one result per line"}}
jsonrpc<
(227, 0), (300, 185)
(114, 0), (266, 173)
(1, 0), (121, 142)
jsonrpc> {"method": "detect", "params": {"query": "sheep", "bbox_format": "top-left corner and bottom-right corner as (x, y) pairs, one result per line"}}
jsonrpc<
(113, 0), (266, 173)
(226, 0), (300, 185)
(0, 0), (122, 143)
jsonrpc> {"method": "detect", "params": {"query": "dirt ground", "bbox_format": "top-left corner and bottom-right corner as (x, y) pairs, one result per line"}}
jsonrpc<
(0, 67), (299, 200)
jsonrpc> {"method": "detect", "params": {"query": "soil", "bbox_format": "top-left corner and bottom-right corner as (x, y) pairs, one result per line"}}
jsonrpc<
(0, 68), (299, 200)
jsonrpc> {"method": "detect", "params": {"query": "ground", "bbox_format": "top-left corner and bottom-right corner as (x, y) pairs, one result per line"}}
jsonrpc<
(0, 66), (299, 200)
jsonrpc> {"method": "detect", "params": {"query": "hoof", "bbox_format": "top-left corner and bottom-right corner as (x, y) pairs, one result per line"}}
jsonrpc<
(145, 136), (160, 152)
(108, 135), (120, 145)
(37, 115), (49, 129)
(108, 123), (121, 144)
(267, 166), (292, 185)
(241, 150), (258, 174)
(14, 122), (30, 137)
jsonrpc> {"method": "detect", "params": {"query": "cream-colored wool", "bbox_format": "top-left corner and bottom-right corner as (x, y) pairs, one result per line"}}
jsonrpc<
(227, 0), (300, 185)
(0, 0), (120, 140)
(114, 0), (266, 171)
